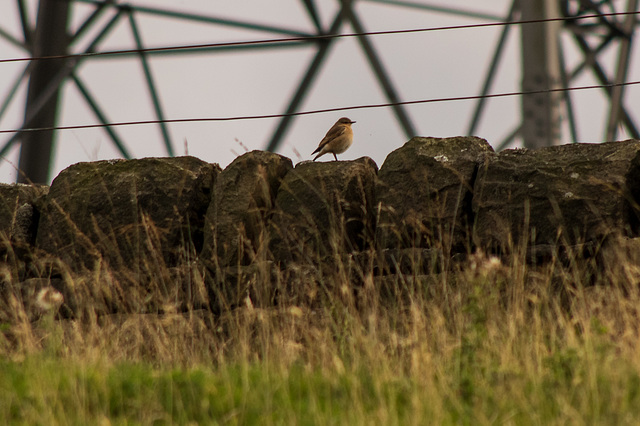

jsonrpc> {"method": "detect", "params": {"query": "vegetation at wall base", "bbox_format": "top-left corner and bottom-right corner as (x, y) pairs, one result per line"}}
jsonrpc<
(2, 240), (640, 425)
(3, 140), (640, 423)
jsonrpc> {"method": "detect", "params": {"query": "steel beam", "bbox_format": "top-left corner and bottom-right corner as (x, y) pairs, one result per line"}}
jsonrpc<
(605, 0), (638, 141)
(128, 12), (174, 157)
(17, 0), (70, 184)
(571, 32), (640, 138)
(75, 0), (314, 38)
(467, 0), (517, 136)
(495, 125), (521, 151)
(302, 0), (323, 32)
(519, 0), (563, 149)
(0, 26), (25, 49)
(71, 73), (132, 158)
(342, 0), (416, 139)
(265, 10), (346, 152)
(0, 63), (29, 123)
(71, 0), (115, 44)
(362, 0), (503, 22)
(557, 39), (579, 142)
(17, 0), (32, 49)
(3, 10), (124, 167)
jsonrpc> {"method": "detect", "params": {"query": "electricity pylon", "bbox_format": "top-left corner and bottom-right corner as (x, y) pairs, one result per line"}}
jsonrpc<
(0, 0), (637, 183)
(467, 0), (639, 149)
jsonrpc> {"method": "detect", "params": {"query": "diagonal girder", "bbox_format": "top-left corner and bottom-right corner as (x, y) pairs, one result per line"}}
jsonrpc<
(17, 0), (70, 184)
(266, 0), (417, 152)
(128, 11), (174, 157)
(1, 9), (125, 158)
(467, 0), (518, 136)
(71, 73), (132, 158)
(570, 31), (640, 139)
(265, 8), (347, 152)
(605, 0), (638, 141)
(341, 0), (416, 138)
(1, 0), (637, 184)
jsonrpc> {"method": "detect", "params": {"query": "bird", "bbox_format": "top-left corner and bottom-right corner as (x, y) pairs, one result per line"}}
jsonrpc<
(311, 117), (356, 161)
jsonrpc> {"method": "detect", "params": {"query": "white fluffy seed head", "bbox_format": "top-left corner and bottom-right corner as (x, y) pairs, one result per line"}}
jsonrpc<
(35, 287), (64, 311)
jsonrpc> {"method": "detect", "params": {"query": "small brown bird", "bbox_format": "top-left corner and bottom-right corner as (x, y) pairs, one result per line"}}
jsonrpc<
(311, 117), (356, 161)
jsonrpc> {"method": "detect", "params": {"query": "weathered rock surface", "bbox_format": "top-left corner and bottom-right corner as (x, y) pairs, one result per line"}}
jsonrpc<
(205, 260), (280, 314)
(201, 150), (292, 268)
(269, 157), (378, 265)
(0, 184), (49, 286)
(473, 140), (640, 251)
(376, 136), (493, 251)
(35, 156), (220, 272)
(0, 183), (48, 246)
(3, 137), (640, 320)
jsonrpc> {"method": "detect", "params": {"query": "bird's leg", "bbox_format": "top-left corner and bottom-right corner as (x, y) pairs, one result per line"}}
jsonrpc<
(333, 153), (338, 161)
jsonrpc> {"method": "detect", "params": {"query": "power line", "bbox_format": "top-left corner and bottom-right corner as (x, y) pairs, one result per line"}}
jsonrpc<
(1, 80), (638, 135)
(0, 10), (637, 65)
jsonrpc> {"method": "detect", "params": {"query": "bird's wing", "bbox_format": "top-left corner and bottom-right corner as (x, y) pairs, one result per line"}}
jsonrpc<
(312, 125), (346, 154)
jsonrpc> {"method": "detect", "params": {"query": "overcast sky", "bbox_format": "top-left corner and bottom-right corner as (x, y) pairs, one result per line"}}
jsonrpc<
(0, 0), (638, 184)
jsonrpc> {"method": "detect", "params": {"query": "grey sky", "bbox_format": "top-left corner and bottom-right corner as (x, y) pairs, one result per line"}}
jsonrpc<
(0, 0), (638, 184)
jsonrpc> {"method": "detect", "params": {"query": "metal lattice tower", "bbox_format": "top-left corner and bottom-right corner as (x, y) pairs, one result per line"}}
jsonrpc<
(0, 0), (638, 183)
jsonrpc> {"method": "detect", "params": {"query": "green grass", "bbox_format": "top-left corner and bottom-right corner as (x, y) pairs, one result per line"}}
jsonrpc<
(0, 358), (409, 425)
(3, 235), (640, 424)
(2, 329), (640, 425)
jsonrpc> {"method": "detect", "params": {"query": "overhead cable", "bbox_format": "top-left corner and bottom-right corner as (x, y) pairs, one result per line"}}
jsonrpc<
(1, 80), (638, 135)
(0, 10), (637, 65)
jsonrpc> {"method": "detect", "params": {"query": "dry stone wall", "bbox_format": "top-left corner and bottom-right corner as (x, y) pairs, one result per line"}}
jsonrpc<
(2, 136), (640, 318)
(474, 140), (640, 257)
(36, 156), (218, 272)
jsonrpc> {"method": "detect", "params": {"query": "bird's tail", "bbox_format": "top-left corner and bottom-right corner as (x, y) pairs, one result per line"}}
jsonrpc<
(312, 145), (323, 161)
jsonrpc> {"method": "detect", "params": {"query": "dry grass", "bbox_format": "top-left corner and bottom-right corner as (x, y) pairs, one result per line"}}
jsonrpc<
(2, 214), (640, 424)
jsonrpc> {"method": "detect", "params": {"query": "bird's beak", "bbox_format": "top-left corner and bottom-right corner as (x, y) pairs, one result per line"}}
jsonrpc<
(350, 121), (356, 124)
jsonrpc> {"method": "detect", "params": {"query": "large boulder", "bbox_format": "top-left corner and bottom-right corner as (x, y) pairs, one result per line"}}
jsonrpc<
(376, 136), (493, 252)
(473, 140), (640, 252)
(269, 157), (378, 266)
(0, 183), (48, 246)
(0, 184), (48, 284)
(35, 156), (220, 272)
(201, 150), (292, 268)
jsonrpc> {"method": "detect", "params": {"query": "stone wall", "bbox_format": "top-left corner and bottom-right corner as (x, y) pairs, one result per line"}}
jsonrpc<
(2, 136), (640, 317)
